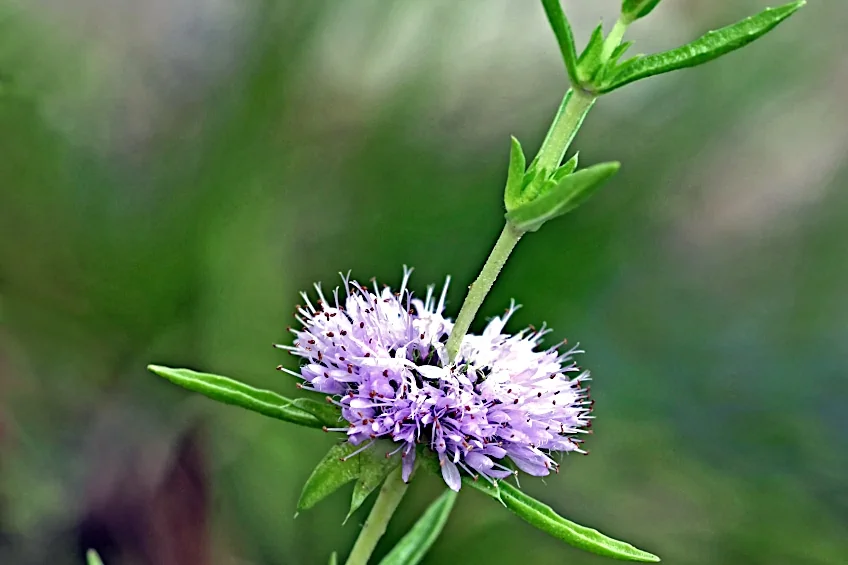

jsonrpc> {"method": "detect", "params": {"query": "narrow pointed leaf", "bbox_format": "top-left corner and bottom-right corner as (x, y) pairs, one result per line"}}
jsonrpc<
(347, 446), (402, 521)
(609, 41), (635, 65)
(465, 478), (659, 562)
(300, 440), (402, 512)
(496, 482), (660, 562)
(506, 162), (620, 232)
(147, 365), (338, 428)
(86, 550), (105, 565)
(552, 152), (579, 183)
(298, 442), (363, 511)
(520, 166), (548, 204)
(621, 0), (663, 22)
(540, 0), (581, 85)
(504, 136), (527, 212)
(377, 489), (458, 565)
(292, 397), (345, 428)
(600, 0), (805, 93)
(576, 23), (606, 83)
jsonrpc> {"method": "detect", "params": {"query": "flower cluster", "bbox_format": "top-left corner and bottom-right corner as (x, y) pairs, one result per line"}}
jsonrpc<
(277, 269), (592, 491)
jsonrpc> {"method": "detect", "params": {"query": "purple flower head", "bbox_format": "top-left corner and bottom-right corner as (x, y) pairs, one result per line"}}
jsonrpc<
(277, 268), (592, 491)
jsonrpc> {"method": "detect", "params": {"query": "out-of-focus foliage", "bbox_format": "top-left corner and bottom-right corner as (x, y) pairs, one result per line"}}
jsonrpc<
(1, 1), (846, 564)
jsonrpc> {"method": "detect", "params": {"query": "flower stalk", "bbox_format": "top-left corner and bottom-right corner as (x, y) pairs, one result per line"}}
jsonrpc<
(444, 222), (523, 361)
(445, 88), (596, 362)
(600, 17), (630, 63)
(344, 466), (409, 565)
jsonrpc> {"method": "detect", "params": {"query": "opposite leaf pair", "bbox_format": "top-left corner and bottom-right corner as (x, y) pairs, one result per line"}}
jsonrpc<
(543, 0), (805, 94)
(147, 357), (656, 563)
(503, 132), (619, 233)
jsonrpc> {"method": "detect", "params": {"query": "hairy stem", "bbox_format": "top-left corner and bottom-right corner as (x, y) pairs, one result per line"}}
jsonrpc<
(533, 88), (595, 175)
(445, 89), (596, 362)
(601, 17), (629, 63)
(445, 222), (523, 361)
(344, 466), (409, 565)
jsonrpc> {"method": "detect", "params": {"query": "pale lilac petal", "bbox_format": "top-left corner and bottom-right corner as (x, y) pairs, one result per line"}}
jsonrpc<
(282, 269), (592, 491)
(440, 454), (462, 492)
(402, 448), (416, 482)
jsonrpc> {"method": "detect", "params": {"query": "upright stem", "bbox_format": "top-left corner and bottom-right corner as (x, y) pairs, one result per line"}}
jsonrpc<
(600, 17), (629, 63)
(445, 223), (523, 361)
(444, 89), (597, 362)
(533, 88), (595, 175)
(344, 466), (409, 565)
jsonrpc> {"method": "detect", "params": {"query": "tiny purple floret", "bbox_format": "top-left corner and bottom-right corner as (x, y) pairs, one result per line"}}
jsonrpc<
(277, 268), (592, 491)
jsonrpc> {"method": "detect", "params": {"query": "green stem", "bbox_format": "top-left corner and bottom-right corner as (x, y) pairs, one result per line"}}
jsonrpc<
(344, 466), (409, 565)
(600, 17), (629, 63)
(533, 88), (595, 175)
(445, 222), (523, 361)
(444, 89), (597, 362)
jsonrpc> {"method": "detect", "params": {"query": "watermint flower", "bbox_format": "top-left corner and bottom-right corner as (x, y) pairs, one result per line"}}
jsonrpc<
(278, 269), (592, 491)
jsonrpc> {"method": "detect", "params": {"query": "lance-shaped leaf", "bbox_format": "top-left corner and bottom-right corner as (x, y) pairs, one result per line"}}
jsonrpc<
(377, 489), (458, 565)
(86, 550), (105, 565)
(299, 442), (364, 511)
(299, 439), (402, 514)
(497, 482), (660, 562)
(503, 136), (527, 212)
(551, 152), (579, 183)
(621, 0), (663, 23)
(505, 162), (620, 232)
(347, 445), (402, 522)
(599, 1), (805, 93)
(576, 23), (606, 84)
(147, 365), (339, 429)
(540, 0), (581, 85)
(464, 478), (658, 562)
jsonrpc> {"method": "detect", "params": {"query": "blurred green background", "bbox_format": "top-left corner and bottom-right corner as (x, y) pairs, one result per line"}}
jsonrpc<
(1, 1), (846, 564)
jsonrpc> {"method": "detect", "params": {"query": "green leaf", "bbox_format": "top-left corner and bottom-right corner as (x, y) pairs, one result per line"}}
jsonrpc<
(540, 0), (581, 85)
(503, 136), (527, 212)
(608, 41), (635, 66)
(377, 489), (458, 565)
(520, 166), (549, 205)
(147, 365), (339, 429)
(576, 24), (606, 84)
(497, 482), (660, 562)
(299, 442), (364, 511)
(552, 152), (579, 183)
(86, 550), (104, 565)
(621, 0), (662, 22)
(465, 478), (659, 562)
(328, 552), (338, 565)
(417, 450), (658, 561)
(299, 440), (401, 513)
(600, 0), (805, 93)
(292, 397), (345, 428)
(505, 162), (620, 232)
(347, 444), (402, 522)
